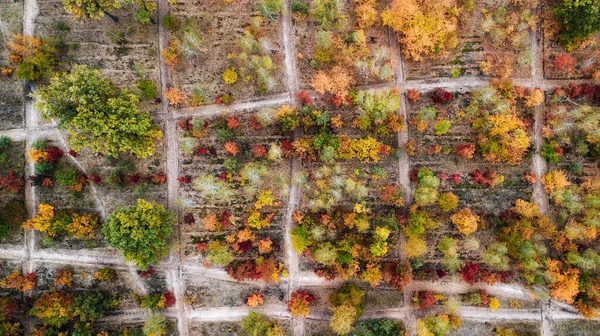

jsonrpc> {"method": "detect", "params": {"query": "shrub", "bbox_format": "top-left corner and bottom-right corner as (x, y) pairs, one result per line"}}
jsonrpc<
(438, 192), (459, 212)
(162, 12), (179, 31)
(291, 0), (309, 14)
(451, 208), (479, 236)
(554, 54), (577, 73)
(258, 0), (284, 18)
(222, 68), (238, 85)
(416, 313), (461, 336)
(35, 65), (162, 158)
(434, 120), (451, 135)
(206, 241), (234, 266)
(432, 88), (453, 104)
(102, 199), (175, 269)
(481, 242), (510, 271)
(137, 79), (157, 100)
(0, 270), (37, 292)
(352, 319), (405, 336)
(246, 293), (264, 307)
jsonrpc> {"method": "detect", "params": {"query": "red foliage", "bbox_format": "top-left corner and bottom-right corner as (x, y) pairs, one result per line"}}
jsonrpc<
(0, 170), (25, 193)
(197, 147), (208, 155)
(150, 173), (167, 184)
(195, 242), (208, 251)
(415, 291), (436, 309)
(128, 174), (141, 184)
(163, 292), (176, 308)
(383, 262), (413, 291)
(471, 169), (500, 188)
(450, 174), (461, 184)
(407, 89), (421, 103)
(0, 297), (20, 319)
(248, 116), (264, 130)
(296, 90), (313, 105)
(432, 88), (453, 104)
(44, 146), (64, 164)
(461, 262), (480, 284)
(183, 213), (195, 224)
(436, 269), (447, 279)
(455, 143), (476, 159)
(88, 174), (102, 184)
(177, 176), (192, 184)
(281, 140), (293, 155)
(177, 118), (193, 131)
(554, 54), (577, 73)
(314, 267), (337, 281)
(227, 117), (240, 129)
(252, 144), (267, 158)
(219, 211), (232, 229)
(68, 149), (79, 157)
(139, 267), (155, 278)
(218, 171), (228, 181)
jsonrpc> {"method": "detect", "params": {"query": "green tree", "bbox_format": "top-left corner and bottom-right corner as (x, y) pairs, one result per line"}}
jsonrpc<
(62, 0), (121, 22)
(74, 291), (117, 321)
(555, 0), (600, 50)
(102, 199), (175, 269)
(143, 314), (171, 336)
(35, 65), (162, 158)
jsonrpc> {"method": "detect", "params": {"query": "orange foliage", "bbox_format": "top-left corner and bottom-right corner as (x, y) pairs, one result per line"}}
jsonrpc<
(310, 66), (355, 101)
(164, 87), (186, 106)
(0, 270), (37, 292)
(224, 142), (239, 156)
(547, 260), (580, 304)
(246, 293), (264, 307)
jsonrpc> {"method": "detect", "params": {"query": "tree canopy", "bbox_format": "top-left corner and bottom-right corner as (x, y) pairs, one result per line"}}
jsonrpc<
(35, 65), (163, 158)
(102, 199), (175, 269)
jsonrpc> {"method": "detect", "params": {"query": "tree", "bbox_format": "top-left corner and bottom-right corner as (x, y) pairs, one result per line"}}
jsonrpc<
(330, 283), (365, 335)
(102, 199), (175, 269)
(311, 66), (355, 102)
(143, 314), (172, 336)
(35, 65), (163, 158)
(451, 208), (479, 236)
(382, 0), (458, 61)
(6, 35), (63, 82)
(62, 0), (121, 22)
(288, 290), (316, 317)
(554, 0), (600, 51)
(30, 291), (74, 328)
(241, 312), (283, 336)
(554, 54), (577, 73)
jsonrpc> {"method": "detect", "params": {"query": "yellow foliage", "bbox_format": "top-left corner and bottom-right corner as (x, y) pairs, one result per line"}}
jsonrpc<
(404, 236), (427, 258)
(489, 297), (500, 311)
(547, 259), (580, 304)
(513, 199), (539, 219)
(255, 190), (277, 210)
(222, 67), (238, 85)
(310, 66), (355, 100)
(23, 204), (55, 235)
(354, 0), (378, 28)
(382, 0), (458, 61)
(28, 149), (48, 163)
(451, 208), (479, 236)
(67, 213), (98, 239)
(360, 263), (383, 287)
(336, 135), (388, 162)
(487, 114), (525, 136)
(203, 213), (218, 231)
(542, 170), (570, 194)
(525, 88), (544, 107)
(162, 40), (180, 70)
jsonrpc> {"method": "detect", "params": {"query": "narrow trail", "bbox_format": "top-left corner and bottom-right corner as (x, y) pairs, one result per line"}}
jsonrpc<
(53, 130), (107, 220)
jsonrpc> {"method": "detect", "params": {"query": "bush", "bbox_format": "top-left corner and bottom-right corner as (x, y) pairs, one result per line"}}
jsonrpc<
(222, 68), (238, 85)
(102, 199), (175, 269)
(351, 319), (404, 336)
(438, 192), (459, 212)
(258, 0), (284, 18)
(433, 120), (451, 135)
(137, 79), (157, 100)
(291, 0), (309, 14)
